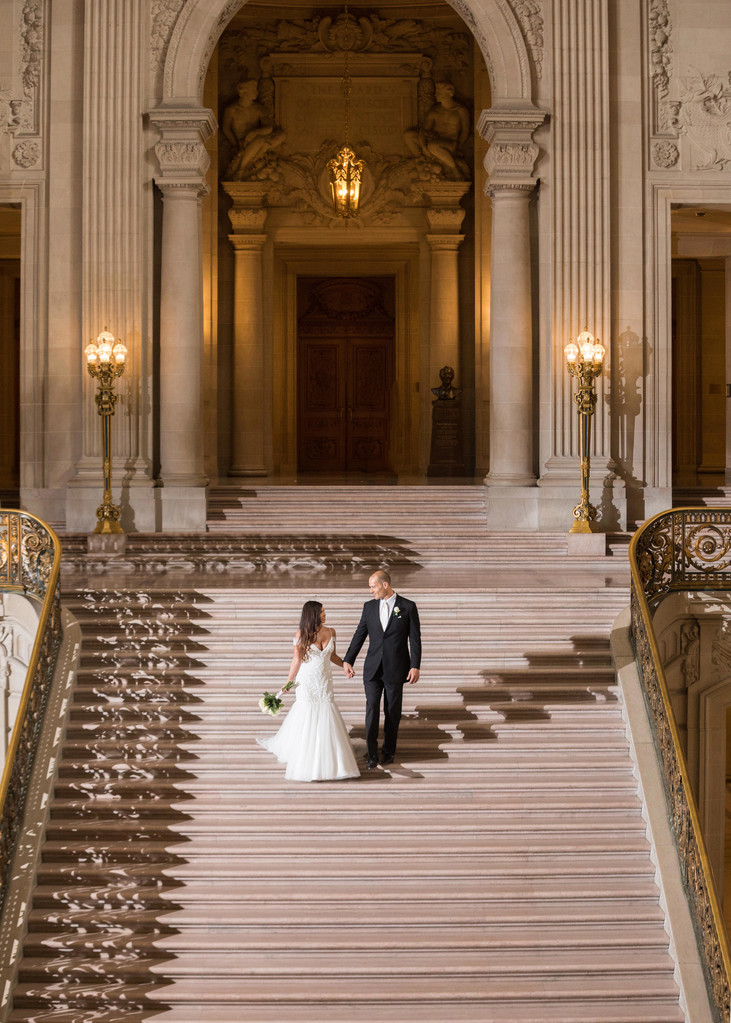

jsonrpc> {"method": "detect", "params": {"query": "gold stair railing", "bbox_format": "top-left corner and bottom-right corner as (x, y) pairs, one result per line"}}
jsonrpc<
(630, 507), (731, 1023)
(0, 511), (62, 913)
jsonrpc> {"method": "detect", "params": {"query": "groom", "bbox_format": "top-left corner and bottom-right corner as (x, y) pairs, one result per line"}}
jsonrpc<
(343, 570), (421, 770)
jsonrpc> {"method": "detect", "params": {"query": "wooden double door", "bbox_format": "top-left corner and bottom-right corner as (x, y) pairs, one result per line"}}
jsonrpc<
(297, 277), (395, 474)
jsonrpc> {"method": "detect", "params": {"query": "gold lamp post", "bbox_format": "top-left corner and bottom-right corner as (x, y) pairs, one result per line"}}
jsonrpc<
(564, 329), (606, 533)
(84, 329), (127, 534)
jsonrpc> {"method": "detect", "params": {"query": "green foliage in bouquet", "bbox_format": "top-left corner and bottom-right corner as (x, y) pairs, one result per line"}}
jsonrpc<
(259, 680), (294, 716)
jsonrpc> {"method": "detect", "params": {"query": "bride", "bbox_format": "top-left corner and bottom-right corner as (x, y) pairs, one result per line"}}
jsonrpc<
(257, 600), (363, 781)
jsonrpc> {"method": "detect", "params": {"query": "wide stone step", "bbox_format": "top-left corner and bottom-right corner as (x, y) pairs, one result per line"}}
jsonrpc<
(18, 946), (677, 983)
(6, 999), (685, 1023)
(20, 918), (676, 955)
(27, 896), (666, 936)
(11, 971), (680, 1007)
(30, 876), (661, 915)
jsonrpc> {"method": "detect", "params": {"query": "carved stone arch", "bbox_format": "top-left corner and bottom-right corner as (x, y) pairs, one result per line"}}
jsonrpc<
(162, 0), (536, 108)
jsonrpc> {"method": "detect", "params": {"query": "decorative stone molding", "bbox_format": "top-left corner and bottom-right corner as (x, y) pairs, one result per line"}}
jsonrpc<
(1, 0), (45, 152)
(680, 620), (700, 689)
(151, 0), (187, 75)
(652, 139), (679, 168)
(672, 69), (731, 171)
(509, 0), (544, 80)
(222, 182), (268, 234)
(423, 181), (470, 232)
(12, 140), (40, 169)
(649, 0), (675, 137)
(149, 106), (217, 189)
(478, 108), (545, 187)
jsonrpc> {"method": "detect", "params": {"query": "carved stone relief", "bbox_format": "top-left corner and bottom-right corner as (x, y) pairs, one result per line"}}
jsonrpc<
(671, 69), (731, 171)
(509, 0), (544, 80)
(151, 0), (187, 76)
(649, 0), (672, 129)
(3, 0), (45, 168)
(218, 11), (474, 227)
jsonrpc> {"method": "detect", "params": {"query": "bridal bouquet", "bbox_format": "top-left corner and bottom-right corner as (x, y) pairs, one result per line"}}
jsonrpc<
(259, 680), (294, 716)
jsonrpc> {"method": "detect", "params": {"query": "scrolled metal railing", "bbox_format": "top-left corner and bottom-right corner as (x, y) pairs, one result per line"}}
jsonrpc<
(630, 507), (731, 1023)
(0, 511), (62, 913)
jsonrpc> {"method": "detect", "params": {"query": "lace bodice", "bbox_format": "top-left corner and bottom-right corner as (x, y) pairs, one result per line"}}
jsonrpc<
(295, 636), (335, 705)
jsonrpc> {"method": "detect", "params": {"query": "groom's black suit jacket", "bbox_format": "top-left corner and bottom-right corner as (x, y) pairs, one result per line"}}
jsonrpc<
(344, 594), (421, 683)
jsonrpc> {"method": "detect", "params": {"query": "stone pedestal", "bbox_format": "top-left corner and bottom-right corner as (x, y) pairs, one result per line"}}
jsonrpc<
(428, 398), (465, 476)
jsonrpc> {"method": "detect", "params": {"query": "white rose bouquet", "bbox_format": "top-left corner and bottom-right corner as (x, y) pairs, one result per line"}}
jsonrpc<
(259, 680), (294, 716)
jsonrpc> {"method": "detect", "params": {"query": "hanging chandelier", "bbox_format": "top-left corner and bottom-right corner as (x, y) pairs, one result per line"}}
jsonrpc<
(327, 17), (364, 219)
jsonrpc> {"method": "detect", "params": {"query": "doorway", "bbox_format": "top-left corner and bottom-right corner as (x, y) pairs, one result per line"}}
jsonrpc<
(297, 277), (395, 474)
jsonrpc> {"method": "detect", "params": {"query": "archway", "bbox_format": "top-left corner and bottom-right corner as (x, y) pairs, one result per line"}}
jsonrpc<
(149, 0), (543, 525)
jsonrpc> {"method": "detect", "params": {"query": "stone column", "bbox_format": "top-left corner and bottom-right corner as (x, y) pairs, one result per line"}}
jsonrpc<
(726, 256), (731, 485)
(485, 183), (535, 485)
(424, 183), (470, 395)
(222, 183), (269, 476)
(478, 110), (544, 494)
(150, 106), (216, 532)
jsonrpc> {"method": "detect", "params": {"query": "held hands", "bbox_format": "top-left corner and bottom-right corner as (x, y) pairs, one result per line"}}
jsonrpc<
(343, 662), (355, 679)
(407, 668), (420, 685)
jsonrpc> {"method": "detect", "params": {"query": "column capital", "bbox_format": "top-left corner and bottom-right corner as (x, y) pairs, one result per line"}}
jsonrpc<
(426, 234), (465, 252)
(478, 106), (546, 189)
(149, 105), (217, 190)
(228, 234), (268, 251)
(222, 182), (269, 235)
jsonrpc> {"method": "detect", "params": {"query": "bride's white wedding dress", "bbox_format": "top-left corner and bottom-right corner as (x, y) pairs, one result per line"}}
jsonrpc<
(257, 636), (363, 781)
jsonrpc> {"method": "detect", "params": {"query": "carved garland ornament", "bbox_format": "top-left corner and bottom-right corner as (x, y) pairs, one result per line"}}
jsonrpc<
(509, 0), (544, 80)
(151, 0), (187, 74)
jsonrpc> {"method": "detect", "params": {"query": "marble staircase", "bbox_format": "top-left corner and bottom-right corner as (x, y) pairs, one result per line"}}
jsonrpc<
(5, 486), (687, 1020)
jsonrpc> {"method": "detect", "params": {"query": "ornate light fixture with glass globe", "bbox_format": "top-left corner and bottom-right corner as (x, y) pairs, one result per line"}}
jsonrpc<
(327, 5), (364, 219)
(564, 329), (606, 533)
(83, 328), (127, 534)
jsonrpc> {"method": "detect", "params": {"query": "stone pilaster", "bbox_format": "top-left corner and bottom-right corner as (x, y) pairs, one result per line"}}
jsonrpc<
(150, 105), (216, 531)
(222, 182), (269, 477)
(544, 0), (613, 493)
(67, 0), (153, 532)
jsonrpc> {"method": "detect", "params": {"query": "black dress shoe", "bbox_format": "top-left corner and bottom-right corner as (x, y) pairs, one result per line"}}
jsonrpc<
(380, 752), (395, 766)
(366, 756), (379, 770)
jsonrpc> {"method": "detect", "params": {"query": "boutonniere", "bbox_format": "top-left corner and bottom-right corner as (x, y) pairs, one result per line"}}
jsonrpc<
(393, 606), (401, 617)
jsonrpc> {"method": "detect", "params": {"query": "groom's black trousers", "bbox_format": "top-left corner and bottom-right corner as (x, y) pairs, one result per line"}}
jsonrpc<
(364, 673), (404, 758)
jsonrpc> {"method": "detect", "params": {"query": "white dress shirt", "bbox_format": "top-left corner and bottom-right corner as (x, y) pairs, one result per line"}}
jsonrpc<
(380, 592), (397, 630)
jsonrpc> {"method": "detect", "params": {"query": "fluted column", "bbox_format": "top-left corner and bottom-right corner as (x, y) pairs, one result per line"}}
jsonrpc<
(547, 0), (612, 486)
(478, 109), (544, 488)
(67, 0), (151, 532)
(150, 106), (216, 531)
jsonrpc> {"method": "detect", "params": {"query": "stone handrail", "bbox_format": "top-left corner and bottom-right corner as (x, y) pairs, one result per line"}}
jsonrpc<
(630, 508), (731, 1023)
(0, 511), (62, 913)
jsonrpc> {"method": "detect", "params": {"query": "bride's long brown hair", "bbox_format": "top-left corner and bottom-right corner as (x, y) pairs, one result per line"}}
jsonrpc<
(297, 600), (323, 662)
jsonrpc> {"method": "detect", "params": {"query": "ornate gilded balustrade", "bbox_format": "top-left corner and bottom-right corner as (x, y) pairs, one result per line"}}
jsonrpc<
(630, 508), (731, 1023)
(0, 511), (61, 913)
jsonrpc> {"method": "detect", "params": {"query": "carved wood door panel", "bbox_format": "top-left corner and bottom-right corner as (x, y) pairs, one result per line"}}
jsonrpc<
(297, 277), (395, 474)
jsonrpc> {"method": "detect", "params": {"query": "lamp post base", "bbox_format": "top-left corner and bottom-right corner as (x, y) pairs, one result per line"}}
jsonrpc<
(93, 500), (124, 534)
